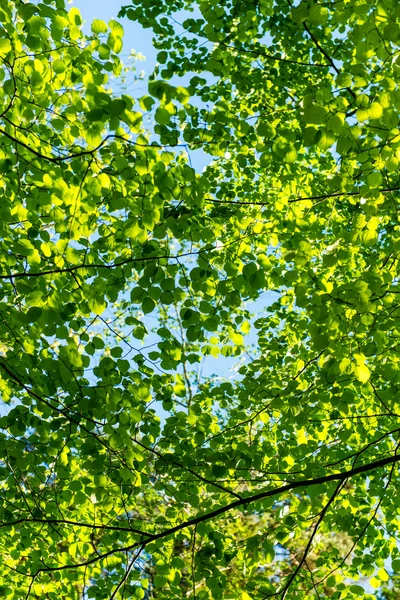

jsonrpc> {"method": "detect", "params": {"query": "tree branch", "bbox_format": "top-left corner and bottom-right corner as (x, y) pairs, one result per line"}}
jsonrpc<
(32, 451), (400, 576)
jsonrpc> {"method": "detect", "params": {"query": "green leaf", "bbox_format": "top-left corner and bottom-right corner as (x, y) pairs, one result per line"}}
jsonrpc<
(53, 59), (66, 74)
(367, 172), (383, 188)
(304, 105), (327, 125)
(108, 98), (127, 116)
(86, 108), (107, 122)
(368, 102), (383, 119)
(308, 5), (329, 25)
(349, 585), (365, 594)
(0, 38), (11, 56)
(13, 239), (35, 256)
(91, 19), (108, 34)
(88, 296), (107, 314)
(317, 129), (335, 151)
(108, 19), (124, 37)
(142, 297), (156, 314)
(107, 33), (123, 53)
(354, 364), (370, 383)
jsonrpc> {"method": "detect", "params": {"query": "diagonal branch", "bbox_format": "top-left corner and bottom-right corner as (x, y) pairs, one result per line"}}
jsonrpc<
(278, 480), (345, 599)
(31, 450), (400, 576)
(286, 0), (356, 98)
(110, 545), (145, 600)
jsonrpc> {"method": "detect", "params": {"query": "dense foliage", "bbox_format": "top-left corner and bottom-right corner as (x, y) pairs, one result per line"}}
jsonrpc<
(1, 0), (400, 597)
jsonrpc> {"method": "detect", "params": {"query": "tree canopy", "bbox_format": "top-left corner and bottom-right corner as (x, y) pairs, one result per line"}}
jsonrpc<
(0, 0), (400, 597)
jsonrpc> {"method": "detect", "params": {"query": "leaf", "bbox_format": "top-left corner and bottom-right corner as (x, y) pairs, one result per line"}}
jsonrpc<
(59, 448), (69, 467)
(368, 102), (383, 119)
(69, 7), (82, 26)
(369, 577), (380, 589)
(108, 99), (127, 116)
(0, 38), (11, 56)
(108, 19), (124, 37)
(86, 108), (107, 122)
(91, 19), (108, 34)
(107, 33), (123, 53)
(142, 297), (156, 314)
(98, 43), (110, 59)
(354, 364), (370, 383)
(317, 129), (335, 151)
(88, 296), (107, 314)
(292, 3), (309, 23)
(384, 22), (400, 41)
(13, 239), (35, 256)
(349, 585), (365, 594)
(367, 172), (383, 188)
(378, 568), (389, 582)
(308, 5), (329, 25)
(53, 59), (66, 74)
(304, 105), (327, 125)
